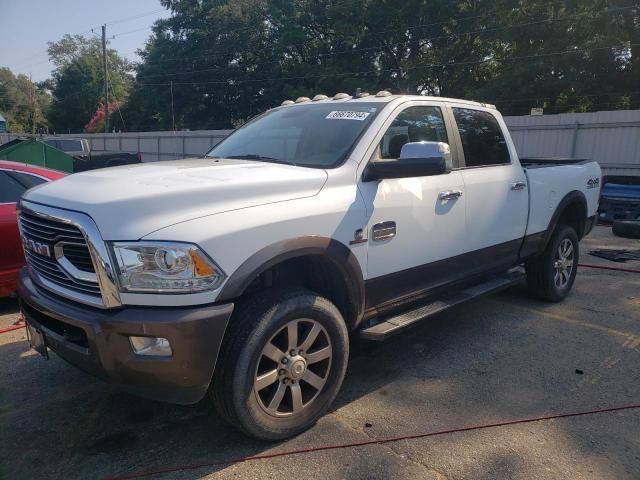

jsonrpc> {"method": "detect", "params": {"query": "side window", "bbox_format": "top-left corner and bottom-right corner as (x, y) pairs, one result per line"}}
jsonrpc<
(0, 171), (27, 203)
(56, 140), (83, 152)
(380, 106), (448, 159)
(7, 171), (48, 189)
(452, 108), (510, 167)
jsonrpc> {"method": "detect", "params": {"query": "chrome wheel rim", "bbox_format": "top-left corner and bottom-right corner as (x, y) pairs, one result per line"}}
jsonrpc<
(553, 238), (575, 288)
(254, 318), (332, 417)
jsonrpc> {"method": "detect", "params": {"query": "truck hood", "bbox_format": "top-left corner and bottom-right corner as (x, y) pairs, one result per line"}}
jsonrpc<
(24, 158), (328, 240)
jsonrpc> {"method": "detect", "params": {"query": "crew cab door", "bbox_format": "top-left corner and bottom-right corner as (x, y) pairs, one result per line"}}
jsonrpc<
(358, 102), (467, 308)
(449, 106), (528, 269)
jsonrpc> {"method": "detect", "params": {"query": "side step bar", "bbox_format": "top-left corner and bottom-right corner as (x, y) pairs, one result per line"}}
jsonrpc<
(359, 270), (525, 341)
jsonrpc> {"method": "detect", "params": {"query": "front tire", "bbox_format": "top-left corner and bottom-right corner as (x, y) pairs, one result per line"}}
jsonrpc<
(526, 224), (579, 302)
(212, 288), (349, 440)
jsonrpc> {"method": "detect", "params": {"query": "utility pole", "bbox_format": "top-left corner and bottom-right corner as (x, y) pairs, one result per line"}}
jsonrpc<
(170, 80), (176, 131)
(101, 25), (109, 133)
(29, 74), (36, 134)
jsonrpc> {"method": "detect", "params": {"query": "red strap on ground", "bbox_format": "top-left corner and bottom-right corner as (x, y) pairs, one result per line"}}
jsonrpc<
(102, 403), (640, 480)
(0, 322), (25, 334)
(579, 263), (640, 274)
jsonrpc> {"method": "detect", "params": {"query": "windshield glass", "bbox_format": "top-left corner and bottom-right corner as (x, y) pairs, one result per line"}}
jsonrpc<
(206, 102), (381, 168)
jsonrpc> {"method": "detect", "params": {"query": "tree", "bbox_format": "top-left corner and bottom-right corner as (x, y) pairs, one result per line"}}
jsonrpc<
(0, 68), (50, 133)
(124, 0), (639, 131)
(83, 102), (122, 133)
(47, 35), (132, 133)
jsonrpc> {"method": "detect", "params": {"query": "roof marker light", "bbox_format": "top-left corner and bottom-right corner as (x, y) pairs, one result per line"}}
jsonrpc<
(295, 97), (311, 103)
(375, 90), (392, 97)
(281, 100), (294, 106)
(333, 93), (350, 100)
(312, 94), (329, 101)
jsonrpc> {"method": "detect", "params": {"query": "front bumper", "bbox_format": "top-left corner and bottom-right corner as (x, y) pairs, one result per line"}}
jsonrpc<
(17, 268), (234, 404)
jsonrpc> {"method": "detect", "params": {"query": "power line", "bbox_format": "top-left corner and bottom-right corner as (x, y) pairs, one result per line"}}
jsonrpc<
(106, 61), (127, 132)
(111, 26), (154, 38)
(6, 8), (167, 72)
(136, 43), (637, 87)
(105, 8), (167, 26)
(134, 3), (637, 70)
(133, 4), (637, 81)
(100, 25), (109, 133)
(132, 2), (561, 66)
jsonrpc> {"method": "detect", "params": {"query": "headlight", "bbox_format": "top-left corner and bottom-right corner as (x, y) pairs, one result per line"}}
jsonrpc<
(111, 242), (225, 293)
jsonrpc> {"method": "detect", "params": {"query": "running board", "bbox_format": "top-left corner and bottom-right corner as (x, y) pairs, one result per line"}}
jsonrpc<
(359, 270), (525, 341)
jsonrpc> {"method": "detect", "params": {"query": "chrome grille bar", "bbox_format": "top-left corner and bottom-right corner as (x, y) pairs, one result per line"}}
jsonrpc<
(18, 200), (122, 309)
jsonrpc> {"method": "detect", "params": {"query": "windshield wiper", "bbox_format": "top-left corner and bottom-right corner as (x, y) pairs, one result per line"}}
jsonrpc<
(226, 154), (284, 162)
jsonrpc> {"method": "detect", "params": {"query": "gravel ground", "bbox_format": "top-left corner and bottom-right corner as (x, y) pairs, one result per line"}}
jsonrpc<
(0, 226), (638, 480)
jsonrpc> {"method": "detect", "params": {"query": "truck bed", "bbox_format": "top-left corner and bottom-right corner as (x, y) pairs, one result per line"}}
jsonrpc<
(523, 159), (601, 236)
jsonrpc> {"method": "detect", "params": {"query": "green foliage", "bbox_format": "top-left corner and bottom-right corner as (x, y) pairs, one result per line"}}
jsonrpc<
(122, 0), (639, 131)
(0, 68), (50, 133)
(47, 35), (133, 133)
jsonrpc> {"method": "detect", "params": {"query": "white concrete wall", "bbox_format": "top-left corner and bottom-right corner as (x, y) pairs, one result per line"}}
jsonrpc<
(504, 110), (640, 178)
(0, 130), (233, 162)
(3, 109), (640, 177)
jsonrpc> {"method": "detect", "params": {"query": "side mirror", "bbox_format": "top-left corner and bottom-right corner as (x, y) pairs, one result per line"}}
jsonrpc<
(364, 142), (452, 181)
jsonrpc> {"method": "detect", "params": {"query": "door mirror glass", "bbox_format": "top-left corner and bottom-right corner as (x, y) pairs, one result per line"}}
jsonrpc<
(364, 141), (452, 181)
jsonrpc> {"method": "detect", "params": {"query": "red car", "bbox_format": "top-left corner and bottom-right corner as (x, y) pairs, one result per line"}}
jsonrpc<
(0, 161), (65, 297)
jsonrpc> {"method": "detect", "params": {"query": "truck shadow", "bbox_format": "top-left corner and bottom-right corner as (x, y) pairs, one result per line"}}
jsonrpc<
(1, 277), (638, 479)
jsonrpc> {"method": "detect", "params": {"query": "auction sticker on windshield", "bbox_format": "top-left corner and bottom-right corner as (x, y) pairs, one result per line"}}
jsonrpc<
(326, 111), (371, 121)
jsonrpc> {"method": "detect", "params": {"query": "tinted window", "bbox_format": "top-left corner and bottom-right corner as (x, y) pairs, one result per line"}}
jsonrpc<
(452, 108), (510, 167)
(7, 171), (48, 189)
(207, 103), (380, 168)
(0, 171), (27, 203)
(55, 140), (84, 152)
(380, 106), (448, 159)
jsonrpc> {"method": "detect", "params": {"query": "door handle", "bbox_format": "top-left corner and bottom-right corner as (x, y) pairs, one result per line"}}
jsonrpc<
(511, 181), (527, 190)
(439, 190), (463, 201)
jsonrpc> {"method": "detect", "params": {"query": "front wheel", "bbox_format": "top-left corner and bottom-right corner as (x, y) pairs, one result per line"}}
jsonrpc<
(526, 224), (579, 302)
(212, 288), (349, 440)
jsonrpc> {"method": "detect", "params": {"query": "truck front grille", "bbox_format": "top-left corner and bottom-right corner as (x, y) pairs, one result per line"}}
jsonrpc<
(60, 243), (95, 272)
(19, 210), (101, 298)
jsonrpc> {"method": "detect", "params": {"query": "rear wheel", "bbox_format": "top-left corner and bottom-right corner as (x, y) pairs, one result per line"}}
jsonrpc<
(212, 288), (348, 440)
(526, 224), (579, 302)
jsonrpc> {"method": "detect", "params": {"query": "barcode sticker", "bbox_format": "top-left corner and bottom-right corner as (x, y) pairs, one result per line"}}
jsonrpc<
(325, 111), (371, 121)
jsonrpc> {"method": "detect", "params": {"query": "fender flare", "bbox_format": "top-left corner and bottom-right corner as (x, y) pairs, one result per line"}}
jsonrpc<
(542, 190), (588, 249)
(217, 236), (365, 326)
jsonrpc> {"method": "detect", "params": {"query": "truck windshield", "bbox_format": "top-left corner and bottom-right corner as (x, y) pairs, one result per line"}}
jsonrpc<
(206, 102), (381, 168)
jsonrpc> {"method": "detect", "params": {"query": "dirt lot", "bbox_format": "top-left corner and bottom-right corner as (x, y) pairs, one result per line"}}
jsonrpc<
(1, 227), (638, 480)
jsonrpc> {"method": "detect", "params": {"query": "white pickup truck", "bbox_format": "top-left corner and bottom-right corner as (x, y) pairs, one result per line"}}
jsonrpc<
(17, 92), (600, 440)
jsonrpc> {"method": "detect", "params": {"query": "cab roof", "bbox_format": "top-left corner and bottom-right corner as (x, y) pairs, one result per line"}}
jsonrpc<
(279, 93), (496, 110)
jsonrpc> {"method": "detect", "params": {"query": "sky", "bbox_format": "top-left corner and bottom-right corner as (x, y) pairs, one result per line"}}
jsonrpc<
(0, 0), (172, 81)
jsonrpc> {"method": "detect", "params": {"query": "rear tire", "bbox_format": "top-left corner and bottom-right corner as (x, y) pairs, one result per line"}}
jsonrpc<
(212, 288), (349, 440)
(612, 220), (640, 239)
(526, 224), (579, 302)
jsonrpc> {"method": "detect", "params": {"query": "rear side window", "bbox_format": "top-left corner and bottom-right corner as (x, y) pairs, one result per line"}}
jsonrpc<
(55, 140), (84, 152)
(7, 171), (48, 189)
(452, 108), (510, 167)
(380, 106), (448, 159)
(0, 171), (27, 203)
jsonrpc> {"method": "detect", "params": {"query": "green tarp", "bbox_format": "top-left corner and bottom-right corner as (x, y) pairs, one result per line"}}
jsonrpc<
(0, 138), (74, 173)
